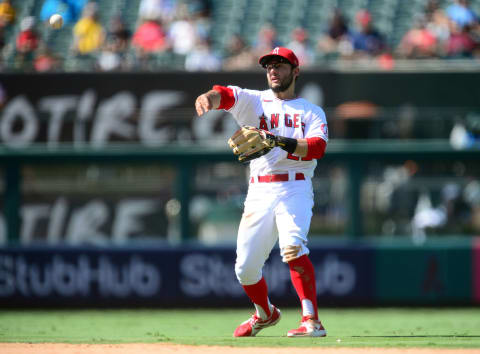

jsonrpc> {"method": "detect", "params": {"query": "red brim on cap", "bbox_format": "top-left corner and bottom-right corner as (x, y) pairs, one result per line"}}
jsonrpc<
(259, 54), (296, 68)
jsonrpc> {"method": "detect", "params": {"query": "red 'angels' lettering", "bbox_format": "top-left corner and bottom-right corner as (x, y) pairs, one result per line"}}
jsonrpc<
(258, 113), (304, 131)
(293, 114), (300, 128)
(282, 113), (303, 129)
(285, 114), (292, 127)
(271, 114), (279, 128)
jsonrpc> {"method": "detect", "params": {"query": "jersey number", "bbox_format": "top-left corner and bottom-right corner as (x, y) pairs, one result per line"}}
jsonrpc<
(287, 153), (312, 161)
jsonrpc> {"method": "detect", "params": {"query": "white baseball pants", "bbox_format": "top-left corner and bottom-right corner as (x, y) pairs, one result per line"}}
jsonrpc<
(234, 178), (314, 285)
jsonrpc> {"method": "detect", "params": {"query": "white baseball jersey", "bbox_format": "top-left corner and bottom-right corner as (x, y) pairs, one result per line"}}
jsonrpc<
(227, 86), (328, 178)
(225, 86), (329, 285)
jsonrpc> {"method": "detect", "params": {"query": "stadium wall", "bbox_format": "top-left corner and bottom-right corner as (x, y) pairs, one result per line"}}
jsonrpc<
(0, 71), (479, 147)
(0, 240), (478, 308)
(1, 71), (479, 307)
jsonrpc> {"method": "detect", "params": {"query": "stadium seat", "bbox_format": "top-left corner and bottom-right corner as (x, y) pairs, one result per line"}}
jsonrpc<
(123, 0), (142, 32)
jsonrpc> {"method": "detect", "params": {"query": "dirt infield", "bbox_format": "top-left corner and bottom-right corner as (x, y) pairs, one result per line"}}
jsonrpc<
(1, 343), (479, 354)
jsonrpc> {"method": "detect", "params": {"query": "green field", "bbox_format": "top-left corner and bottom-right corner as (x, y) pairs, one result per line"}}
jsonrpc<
(1, 308), (480, 348)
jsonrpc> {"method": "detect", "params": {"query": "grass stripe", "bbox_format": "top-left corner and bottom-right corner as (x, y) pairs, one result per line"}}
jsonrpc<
(1, 308), (479, 348)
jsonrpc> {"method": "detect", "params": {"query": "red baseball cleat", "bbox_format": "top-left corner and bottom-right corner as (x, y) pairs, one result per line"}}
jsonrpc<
(287, 318), (327, 337)
(233, 306), (281, 337)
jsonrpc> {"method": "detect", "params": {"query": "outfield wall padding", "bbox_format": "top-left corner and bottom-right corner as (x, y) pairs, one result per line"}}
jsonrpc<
(474, 238), (480, 303)
(0, 240), (478, 307)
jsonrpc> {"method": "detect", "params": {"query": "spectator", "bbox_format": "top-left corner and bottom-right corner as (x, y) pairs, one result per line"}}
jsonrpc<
(191, 1), (212, 42)
(0, 0), (15, 28)
(97, 16), (132, 71)
(397, 17), (437, 58)
(0, 26), (5, 70)
(34, 45), (60, 72)
(72, 2), (105, 55)
(97, 42), (124, 71)
(317, 9), (352, 58)
(106, 15), (131, 53)
(15, 16), (40, 69)
(187, 0), (212, 18)
(0, 25), (5, 55)
(464, 179), (480, 233)
(376, 50), (395, 70)
(168, 7), (197, 56)
(132, 17), (167, 54)
(138, 0), (176, 25)
(350, 9), (385, 58)
(425, 0), (441, 18)
(16, 16), (39, 54)
(222, 34), (256, 70)
(426, 9), (451, 52)
(252, 23), (280, 58)
(184, 38), (221, 71)
(328, 9), (349, 40)
(40, 0), (87, 26)
(445, 0), (477, 29)
(287, 27), (313, 67)
(472, 22), (480, 57)
(445, 21), (477, 57)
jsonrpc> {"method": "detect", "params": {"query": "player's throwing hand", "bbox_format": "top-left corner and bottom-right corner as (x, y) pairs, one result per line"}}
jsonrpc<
(195, 90), (220, 116)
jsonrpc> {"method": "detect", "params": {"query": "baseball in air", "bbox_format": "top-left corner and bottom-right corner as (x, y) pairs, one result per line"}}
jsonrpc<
(49, 14), (63, 29)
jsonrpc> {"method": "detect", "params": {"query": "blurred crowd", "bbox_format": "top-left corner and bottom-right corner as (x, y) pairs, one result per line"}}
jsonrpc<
(317, 0), (480, 65)
(0, 0), (479, 72)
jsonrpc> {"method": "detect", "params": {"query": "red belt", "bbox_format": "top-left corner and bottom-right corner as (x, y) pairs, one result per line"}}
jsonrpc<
(250, 173), (305, 183)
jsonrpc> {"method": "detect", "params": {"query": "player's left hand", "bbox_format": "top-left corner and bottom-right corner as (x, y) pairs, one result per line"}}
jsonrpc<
(228, 126), (276, 163)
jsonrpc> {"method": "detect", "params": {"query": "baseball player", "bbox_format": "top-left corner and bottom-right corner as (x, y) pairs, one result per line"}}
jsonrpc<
(195, 47), (328, 337)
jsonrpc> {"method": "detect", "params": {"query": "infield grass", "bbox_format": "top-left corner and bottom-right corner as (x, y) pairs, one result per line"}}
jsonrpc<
(1, 308), (480, 348)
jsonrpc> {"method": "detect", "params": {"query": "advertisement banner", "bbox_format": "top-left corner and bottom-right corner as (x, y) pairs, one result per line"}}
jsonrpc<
(474, 238), (480, 304)
(0, 196), (171, 245)
(0, 245), (375, 307)
(375, 246), (472, 304)
(0, 72), (479, 147)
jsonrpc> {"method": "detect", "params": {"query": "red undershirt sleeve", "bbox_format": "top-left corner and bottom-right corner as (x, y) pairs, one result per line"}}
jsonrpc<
(212, 85), (235, 110)
(304, 137), (327, 160)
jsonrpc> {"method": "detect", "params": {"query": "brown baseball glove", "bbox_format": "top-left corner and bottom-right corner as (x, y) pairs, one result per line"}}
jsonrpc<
(228, 126), (277, 163)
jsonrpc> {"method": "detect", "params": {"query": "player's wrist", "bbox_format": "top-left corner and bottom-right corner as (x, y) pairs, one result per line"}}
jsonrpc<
(212, 85), (234, 110)
(206, 90), (221, 109)
(274, 135), (297, 154)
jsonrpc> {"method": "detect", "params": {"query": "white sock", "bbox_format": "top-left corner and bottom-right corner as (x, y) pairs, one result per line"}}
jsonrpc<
(254, 300), (273, 320)
(302, 299), (315, 318)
